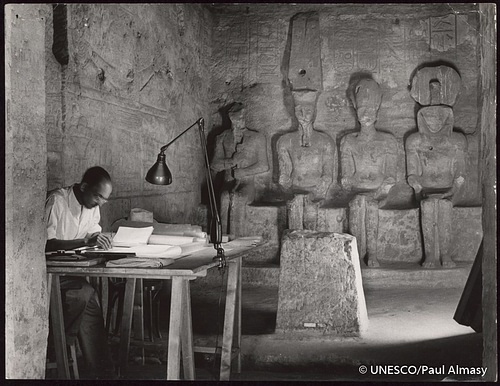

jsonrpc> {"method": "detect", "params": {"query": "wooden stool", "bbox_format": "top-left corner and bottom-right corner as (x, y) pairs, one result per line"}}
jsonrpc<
(46, 341), (79, 379)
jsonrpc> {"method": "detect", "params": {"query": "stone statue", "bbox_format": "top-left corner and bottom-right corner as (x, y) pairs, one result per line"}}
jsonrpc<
(340, 78), (398, 267)
(406, 106), (466, 268)
(211, 102), (269, 236)
(277, 90), (336, 230)
(406, 65), (466, 268)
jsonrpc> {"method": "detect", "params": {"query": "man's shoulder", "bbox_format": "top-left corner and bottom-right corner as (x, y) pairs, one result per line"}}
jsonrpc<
(46, 186), (73, 204)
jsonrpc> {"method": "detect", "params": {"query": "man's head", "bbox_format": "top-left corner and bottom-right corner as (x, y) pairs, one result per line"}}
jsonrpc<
(350, 78), (382, 127)
(79, 166), (112, 209)
(228, 102), (246, 142)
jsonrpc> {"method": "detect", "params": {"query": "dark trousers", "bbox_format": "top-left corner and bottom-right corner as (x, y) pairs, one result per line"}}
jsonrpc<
(59, 276), (113, 376)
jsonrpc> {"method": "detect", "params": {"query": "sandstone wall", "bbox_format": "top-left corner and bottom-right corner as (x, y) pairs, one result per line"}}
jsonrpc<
(5, 4), (50, 378)
(45, 4), (214, 230)
(479, 3), (497, 381)
(209, 4), (480, 205)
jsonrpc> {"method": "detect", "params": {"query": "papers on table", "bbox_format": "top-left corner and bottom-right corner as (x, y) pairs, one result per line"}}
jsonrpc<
(109, 245), (182, 258)
(148, 234), (206, 246)
(109, 226), (209, 259)
(105, 257), (174, 268)
(112, 226), (154, 247)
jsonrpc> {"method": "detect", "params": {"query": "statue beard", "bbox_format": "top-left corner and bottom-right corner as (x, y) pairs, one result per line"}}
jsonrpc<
(299, 122), (313, 147)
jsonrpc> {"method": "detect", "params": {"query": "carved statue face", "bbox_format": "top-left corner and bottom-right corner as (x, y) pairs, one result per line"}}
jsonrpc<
(417, 106), (454, 135)
(351, 79), (382, 128)
(356, 105), (378, 127)
(229, 109), (245, 143)
(292, 91), (317, 147)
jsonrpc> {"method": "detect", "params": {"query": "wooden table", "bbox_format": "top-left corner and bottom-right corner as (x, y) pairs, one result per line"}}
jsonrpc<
(47, 238), (261, 380)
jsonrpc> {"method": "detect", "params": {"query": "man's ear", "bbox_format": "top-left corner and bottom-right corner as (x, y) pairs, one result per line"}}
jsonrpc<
(80, 182), (88, 192)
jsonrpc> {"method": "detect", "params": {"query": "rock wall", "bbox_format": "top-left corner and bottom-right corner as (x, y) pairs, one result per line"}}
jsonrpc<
(478, 3), (497, 381)
(209, 4), (482, 264)
(209, 4), (480, 203)
(5, 4), (50, 379)
(45, 4), (214, 230)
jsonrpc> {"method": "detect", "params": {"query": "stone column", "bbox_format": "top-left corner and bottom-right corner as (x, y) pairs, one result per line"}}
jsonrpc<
(5, 4), (50, 378)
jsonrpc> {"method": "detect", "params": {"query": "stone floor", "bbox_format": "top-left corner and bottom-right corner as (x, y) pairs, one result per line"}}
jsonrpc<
(98, 263), (483, 382)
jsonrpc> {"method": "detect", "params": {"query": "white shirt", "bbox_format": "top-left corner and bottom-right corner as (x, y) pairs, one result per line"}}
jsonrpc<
(45, 185), (102, 240)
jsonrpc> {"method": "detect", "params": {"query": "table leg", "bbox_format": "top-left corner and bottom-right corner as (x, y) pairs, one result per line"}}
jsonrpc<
(119, 278), (136, 372)
(50, 274), (70, 379)
(235, 257), (242, 373)
(167, 277), (183, 379)
(133, 278), (145, 365)
(101, 278), (109, 320)
(220, 259), (239, 381)
(181, 280), (195, 380)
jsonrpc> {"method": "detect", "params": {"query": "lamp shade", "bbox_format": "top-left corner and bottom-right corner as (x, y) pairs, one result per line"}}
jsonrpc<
(145, 153), (172, 185)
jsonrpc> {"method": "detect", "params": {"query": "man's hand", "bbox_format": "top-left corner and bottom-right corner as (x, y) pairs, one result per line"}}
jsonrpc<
(86, 232), (112, 250)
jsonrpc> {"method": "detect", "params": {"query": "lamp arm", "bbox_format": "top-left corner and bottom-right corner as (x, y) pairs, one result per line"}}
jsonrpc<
(159, 119), (201, 153)
(197, 119), (223, 241)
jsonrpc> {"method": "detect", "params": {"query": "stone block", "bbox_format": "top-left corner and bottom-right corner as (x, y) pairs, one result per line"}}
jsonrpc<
(276, 230), (368, 336)
(451, 207), (482, 262)
(377, 208), (422, 263)
(317, 207), (347, 233)
(242, 204), (287, 244)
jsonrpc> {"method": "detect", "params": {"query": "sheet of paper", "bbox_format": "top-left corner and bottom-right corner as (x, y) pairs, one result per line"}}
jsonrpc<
(106, 257), (173, 268)
(109, 244), (182, 258)
(149, 235), (200, 245)
(112, 226), (154, 247)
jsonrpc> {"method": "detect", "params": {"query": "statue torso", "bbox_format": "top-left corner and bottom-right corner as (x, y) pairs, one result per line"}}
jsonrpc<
(341, 131), (397, 192)
(279, 130), (334, 191)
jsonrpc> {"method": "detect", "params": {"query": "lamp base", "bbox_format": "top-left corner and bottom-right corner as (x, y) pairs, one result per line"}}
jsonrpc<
(212, 246), (226, 270)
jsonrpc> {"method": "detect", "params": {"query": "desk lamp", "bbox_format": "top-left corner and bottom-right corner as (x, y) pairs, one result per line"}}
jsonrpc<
(145, 118), (225, 268)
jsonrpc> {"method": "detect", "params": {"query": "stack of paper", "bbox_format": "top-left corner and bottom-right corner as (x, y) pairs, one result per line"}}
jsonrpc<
(110, 226), (182, 258)
(112, 226), (154, 247)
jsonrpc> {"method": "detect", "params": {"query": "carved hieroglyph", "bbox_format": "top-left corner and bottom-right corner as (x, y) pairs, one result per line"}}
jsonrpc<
(340, 78), (398, 267)
(211, 103), (269, 236)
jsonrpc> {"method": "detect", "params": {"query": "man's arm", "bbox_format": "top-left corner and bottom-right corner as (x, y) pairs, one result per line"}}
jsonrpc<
(46, 236), (92, 252)
(45, 233), (111, 252)
(44, 194), (111, 252)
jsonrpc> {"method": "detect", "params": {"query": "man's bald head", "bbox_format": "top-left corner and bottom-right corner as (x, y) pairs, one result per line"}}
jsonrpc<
(79, 166), (112, 209)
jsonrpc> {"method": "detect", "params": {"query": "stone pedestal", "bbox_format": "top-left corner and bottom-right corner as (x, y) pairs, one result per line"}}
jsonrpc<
(276, 230), (368, 336)
(451, 207), (482, 262)
(317, 207), (347, 233)
(242, 203), (287, 244)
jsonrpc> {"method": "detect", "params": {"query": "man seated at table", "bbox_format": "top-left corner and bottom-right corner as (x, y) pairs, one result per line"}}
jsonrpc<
(45, 166), (115, 379)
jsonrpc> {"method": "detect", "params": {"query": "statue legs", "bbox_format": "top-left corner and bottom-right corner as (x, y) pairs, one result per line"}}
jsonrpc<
(348, 195), (380, 267)
(227, 180), (256, 237)
(421, 197), (455, 268)
(220, 190), (231, 235)
(286, 194), (320, 230)
(287, 195), (304, 230)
